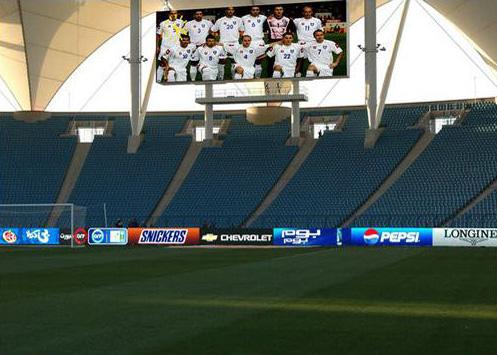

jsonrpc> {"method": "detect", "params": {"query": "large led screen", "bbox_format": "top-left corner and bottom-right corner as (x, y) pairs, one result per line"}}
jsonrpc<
(155, 1), (348, 84)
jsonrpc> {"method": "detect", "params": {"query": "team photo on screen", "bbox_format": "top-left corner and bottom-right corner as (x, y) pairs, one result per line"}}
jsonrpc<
(156, 1), (347, 84)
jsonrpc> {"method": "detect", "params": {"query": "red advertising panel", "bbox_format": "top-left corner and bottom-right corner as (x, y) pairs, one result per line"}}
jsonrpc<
(128, 228), (200, 246)
(73, 228), (88, 245)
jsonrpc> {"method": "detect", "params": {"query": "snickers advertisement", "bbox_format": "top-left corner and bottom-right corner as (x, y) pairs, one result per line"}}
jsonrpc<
(128, 228), (200, 245)
(200, 229), (273, 246)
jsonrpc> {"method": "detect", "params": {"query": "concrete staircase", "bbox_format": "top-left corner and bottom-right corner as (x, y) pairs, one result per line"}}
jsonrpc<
(242, 135), (318, 227)
(147, 141), (203, 226)
(341, 130), (436, 227)
(46, 142), (92, 226)
(442, 178), (497, 227)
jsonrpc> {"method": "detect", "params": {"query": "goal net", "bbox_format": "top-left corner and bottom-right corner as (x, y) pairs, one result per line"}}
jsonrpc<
(0, 204), (87, 247)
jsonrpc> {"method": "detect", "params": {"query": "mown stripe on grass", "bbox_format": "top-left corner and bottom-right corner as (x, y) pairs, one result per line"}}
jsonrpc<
(130, 298), (497, 320)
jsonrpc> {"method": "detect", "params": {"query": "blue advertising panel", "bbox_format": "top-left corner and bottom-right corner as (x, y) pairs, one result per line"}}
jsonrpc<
(347, 228), (433, 246)
(88, 228), (127, 246)
(0, 228), (22, 245)
(273, 228), (342, 247)
(21, 228), (60, 245)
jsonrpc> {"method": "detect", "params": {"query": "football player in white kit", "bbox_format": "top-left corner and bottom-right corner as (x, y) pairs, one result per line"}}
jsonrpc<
(242, 6), (267, 78)
(293, 6), (323, 46)
(185, 11), (213, 46)
(224, 35), (273, 80)
(157, 34), (196, 82)
(266, 32), (304, 78)
(185, 10), (213, 81)
(305, 29), (344, 77)
(156, 10), (185, 59)
(211, 7), (244, 80)
(191, 35), (227, 81)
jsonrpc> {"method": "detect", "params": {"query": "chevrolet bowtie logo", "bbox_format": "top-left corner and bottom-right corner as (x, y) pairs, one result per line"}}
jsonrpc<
(202, 234), (218, 242)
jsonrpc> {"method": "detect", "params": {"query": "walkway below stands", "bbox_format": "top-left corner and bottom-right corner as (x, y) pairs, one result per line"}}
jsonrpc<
(243, 136), (318, 228)
(342, 129), (435, 227)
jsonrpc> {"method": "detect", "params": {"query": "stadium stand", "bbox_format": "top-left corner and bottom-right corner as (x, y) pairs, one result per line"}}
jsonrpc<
(463, 101), (497, 130)
(1, 102), (494, 228)
(380, 105), (428, 129)
(252, 109), (423, 227)
(68, 117), (190, 226)
(159, 117), (297, 227)
(0, 116), (76, 227)
(355, 103), (497, 227)
(449, 190), (497, 228)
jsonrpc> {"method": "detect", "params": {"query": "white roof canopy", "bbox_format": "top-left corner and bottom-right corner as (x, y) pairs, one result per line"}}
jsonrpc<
(0, 0), (496, 112)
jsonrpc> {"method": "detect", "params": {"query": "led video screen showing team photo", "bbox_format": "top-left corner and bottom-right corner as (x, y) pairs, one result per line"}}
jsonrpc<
(155, 1), (348, 84)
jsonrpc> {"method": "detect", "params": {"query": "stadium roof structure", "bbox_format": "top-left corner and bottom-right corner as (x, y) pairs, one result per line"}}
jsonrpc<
(0, 0), (496, 112)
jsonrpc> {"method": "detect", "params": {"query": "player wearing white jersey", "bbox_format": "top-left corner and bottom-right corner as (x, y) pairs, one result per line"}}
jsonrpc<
(242, 6), (267, 78)
(157, 10), (185, 58)
(211, 7), (244, 45)
(211, 7), (245, 80)
(266, 32), (304, 78)
(242, 7), (266, 46)
(185, 11), (213, 46)
(158, 35), (196, 82)
(294, 6), (323, 45)
(305, 29), (344, 78)
(191, 35), (227, 81)
(224, 35), (271, 79)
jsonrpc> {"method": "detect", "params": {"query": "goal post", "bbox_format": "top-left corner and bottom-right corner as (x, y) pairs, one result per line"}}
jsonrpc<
(0, 203), (87, 247)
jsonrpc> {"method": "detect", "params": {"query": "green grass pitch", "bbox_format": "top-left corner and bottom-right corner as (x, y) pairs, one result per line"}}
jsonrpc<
(1, 247), (495, 354)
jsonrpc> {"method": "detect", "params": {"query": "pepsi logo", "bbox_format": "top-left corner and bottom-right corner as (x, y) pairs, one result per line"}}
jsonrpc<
(363, 229), (379, 245)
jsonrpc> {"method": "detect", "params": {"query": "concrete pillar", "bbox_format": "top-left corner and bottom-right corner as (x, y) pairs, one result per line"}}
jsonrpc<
(291, 81), (300, 138)
(376, 0), (410, 126)
(128, 0), (142, 153)
(364, 0), (377, 130)
(204, 83), (214, 141)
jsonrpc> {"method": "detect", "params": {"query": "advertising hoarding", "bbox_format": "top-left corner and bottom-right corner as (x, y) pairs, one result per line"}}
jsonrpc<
(433, 228), (497, 247)
(273, 228), (341, 246)
(128, 228), (200, 245)
(200, 229), (273, 245)
(346, 228), (433, 246)
(88, 228), (128, 246)
(0, 228), (21, 245)
(21, 228), (60, 245)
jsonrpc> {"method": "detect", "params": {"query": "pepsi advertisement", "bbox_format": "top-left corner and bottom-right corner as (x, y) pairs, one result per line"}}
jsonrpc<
(346, 228), (433, 246)
(273, 228), (342, 246)
(88, 228), (128, 246)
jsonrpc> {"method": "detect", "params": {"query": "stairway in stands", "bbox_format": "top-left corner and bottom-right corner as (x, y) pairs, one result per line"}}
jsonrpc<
(354, 101), (497, 227)
(159, 117), (297, 228)
(0, 115), (76, 227)
(251, 106), (426, 228)
(68, 117), (191, 226)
